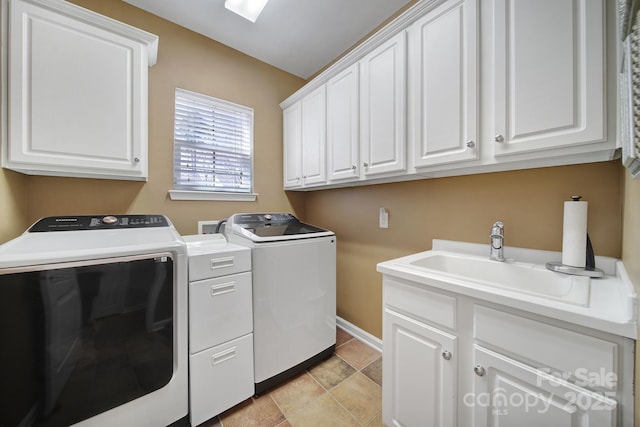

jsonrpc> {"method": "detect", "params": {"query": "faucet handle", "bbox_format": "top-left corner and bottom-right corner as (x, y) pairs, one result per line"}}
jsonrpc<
(490, 221), (504, 236)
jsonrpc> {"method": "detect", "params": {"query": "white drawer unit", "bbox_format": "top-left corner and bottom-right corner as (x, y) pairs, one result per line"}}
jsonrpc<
(187, 243), (251, 282)
(184, 234), (253, 427)
(189, 334), (254, 426)
(189, 272), (252, 354)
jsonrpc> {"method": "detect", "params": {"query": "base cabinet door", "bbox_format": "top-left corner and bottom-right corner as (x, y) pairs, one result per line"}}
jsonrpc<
(383, 307), (457, 427)
(471, 345), (616, 427)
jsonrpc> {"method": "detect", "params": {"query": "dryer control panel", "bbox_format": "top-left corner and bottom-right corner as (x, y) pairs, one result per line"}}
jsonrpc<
(28, 215), (169, 232)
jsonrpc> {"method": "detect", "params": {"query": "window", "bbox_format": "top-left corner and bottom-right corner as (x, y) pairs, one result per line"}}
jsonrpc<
(169, 88), (256, 201)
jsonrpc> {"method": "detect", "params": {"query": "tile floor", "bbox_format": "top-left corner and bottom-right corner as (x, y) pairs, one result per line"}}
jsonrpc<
(200, 328), (383, 427)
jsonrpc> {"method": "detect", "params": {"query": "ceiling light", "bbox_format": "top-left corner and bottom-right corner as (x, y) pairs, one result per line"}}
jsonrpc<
(224, 0), (269, 23)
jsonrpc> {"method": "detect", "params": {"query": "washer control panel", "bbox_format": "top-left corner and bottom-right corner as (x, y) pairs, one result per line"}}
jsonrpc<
(28, 215), (170, 232)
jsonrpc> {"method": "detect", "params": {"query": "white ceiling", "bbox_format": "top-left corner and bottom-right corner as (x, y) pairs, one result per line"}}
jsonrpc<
(122, 0), (411, 79)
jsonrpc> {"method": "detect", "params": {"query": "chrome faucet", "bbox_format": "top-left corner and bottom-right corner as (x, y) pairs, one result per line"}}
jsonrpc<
(490, 221), (505, 262)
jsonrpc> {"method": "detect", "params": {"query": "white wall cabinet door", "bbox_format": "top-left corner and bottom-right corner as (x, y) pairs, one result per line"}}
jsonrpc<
(283, 101), (303, 188)
(383, 307), (457, 427)
(471, 345), (616, 427)
(409, 0), (478, 168)
(492, 0), (606, 157)
(360, 31), (407, 177)
(301, 85), (327, 186)
(4, 0), (157, 181)
(327, 63), (359, 182)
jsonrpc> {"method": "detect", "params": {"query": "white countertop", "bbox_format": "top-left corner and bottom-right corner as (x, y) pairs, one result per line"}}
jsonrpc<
(377, 240), (638, 339)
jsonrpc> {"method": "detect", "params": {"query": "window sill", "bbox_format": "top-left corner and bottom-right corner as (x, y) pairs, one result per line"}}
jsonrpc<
(168, 190), (258, 202)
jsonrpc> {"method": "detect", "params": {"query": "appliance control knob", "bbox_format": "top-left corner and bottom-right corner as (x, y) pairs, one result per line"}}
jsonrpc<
(264, 214), (272, 220)
(102, 215), (118, 224)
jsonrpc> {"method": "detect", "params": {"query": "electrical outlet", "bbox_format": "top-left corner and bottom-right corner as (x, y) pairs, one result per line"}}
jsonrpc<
(379, 208), (389, 229)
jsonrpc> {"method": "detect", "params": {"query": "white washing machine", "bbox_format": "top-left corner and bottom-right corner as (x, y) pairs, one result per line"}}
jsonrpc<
(224, 213), (336, 394)
(0, 215), (188, 427)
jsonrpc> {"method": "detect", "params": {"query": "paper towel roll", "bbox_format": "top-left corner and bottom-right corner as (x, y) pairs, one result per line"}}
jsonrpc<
(561, 200), (588, 267)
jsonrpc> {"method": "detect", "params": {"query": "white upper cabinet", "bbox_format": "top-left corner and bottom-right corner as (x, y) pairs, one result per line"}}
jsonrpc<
(283, 86), (327, 189)
(327, 63), (360, 182)
(2, 0), (158, 181)
(409, 0), (478, 168)
(280, 0), (617, 191)
(492, 0), (606, 156)
(301, 85), (327, 186)
(359, 31), (407, 178)
(283, 101), (303, 188)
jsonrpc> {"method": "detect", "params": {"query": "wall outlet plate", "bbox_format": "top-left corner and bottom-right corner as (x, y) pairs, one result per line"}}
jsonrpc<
(379, 208), (389, 229)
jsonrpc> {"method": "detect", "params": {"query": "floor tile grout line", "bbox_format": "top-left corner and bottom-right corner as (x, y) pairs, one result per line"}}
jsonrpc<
(216, 332), (381, 427)
(283, 347), (380, 426)
(265, 392), (288, 427)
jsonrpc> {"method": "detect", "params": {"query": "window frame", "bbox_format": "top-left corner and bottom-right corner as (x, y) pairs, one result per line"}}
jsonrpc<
(168, 88), (257, 202)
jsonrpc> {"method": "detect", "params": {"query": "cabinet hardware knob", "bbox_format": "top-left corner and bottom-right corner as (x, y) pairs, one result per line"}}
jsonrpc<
(363, 162), (369, 168)
(134, 157), (140, 163)
(442, 350), (452, 360)
(474, 365), (486, 376)
(466, 140), (475, 149)
(494, 134), (505, 143)
(352, 165), (357, 170)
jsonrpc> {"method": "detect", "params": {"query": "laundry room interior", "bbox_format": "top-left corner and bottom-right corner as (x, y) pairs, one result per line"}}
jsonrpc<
(1, 0), (640, 426)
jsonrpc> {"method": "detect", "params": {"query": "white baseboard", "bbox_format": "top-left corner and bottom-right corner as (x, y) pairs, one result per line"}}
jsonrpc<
(337, 316), (383, 353)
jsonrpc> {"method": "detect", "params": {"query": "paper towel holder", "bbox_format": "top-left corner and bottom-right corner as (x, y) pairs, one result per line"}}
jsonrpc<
(545, 261), (604, 277)
(546, 195), (604, 277)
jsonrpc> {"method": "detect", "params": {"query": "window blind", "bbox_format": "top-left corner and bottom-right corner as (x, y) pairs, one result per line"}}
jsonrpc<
(173, 88), (253, 193)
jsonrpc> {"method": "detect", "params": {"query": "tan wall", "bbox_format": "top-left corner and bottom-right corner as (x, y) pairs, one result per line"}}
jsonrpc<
(305, 161), (623, 338)
(21, 0), (306, 235)
(0, 169), (26, 242)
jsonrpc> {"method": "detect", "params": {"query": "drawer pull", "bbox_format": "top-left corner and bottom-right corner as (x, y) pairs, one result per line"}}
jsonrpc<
(210, 281), (236, 297)
(211, 347), (237, 365)
(474, 365), (486, 377)
(442, 350), (452, 360)
(210, 256), (234, 270)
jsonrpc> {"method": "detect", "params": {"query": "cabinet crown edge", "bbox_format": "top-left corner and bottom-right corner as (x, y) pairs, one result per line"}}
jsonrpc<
(12, 0), (159, 65)
(279, 0), (445, 109)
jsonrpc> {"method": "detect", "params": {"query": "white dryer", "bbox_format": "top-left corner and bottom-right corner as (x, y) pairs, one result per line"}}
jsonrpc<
(224, 213), (336, 394)
(0, 215), (188, 427)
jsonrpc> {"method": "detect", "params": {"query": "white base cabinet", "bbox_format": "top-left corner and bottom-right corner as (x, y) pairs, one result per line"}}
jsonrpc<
(383, 307), (457, 427)
(382, 276), (634, 427)
(472, 345), (616, 427)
